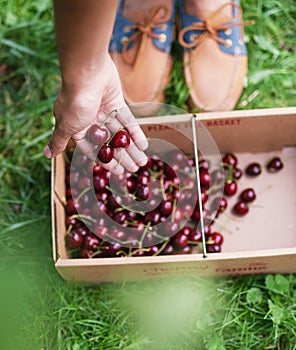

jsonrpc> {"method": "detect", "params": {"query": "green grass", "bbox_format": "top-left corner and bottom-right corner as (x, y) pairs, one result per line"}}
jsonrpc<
(1, 0), (296, 349)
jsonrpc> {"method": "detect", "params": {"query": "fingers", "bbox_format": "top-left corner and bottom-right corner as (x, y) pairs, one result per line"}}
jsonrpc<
(115, 103), (149, 151)
(43, 126), (70, 158)
(104, 113), (148, 168)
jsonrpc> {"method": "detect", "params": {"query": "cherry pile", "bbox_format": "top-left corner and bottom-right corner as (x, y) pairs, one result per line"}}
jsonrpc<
(64, 149), (284, 259)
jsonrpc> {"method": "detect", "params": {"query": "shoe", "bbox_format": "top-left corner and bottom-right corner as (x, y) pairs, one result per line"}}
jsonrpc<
(109, 0), (176, 112)
(178, 0), (254, 111)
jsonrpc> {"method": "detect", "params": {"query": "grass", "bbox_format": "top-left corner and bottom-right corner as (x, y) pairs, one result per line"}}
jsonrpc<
(0, 0), (296, 349)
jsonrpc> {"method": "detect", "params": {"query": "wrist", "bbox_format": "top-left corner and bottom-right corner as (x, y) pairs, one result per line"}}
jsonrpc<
(60, 53), (110, 95)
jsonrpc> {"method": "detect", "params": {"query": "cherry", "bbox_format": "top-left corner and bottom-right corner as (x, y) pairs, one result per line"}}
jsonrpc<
(144, 210), (161, 225)
(87, 124), (109, 145)
(188, 229), (202, 243)
(136, 185), (150, 200)
(233, 168), (243, 180)
(210, 232), (224, 245)
(66, 198), (80, 215)
(233, 201), (249, 216)
(246, 162), (261, 176)
(199, 159), (210, 171)
(199, 170), (211, 188)
(98, 144), (114, 164)
(179, 226), (192, 236)
(172, 232), (188, 249)
(84, 233), (101, 250)
(110, 129), (131, 148)
(240, 188), (256, 203)
(267, 157), (283, 172)
(159, 200), (173, 216)
(93, 163), (104, 176)
(224, 180), (237, 196)
(80, 248), (96, 258)
(222, 153), (238, 167)
(206, 244), (221, 253)
(212, 197), (227, 215)
(162, 243), (174, 255)
(65, 229), (84, 249)
(137, 173), (149, 186)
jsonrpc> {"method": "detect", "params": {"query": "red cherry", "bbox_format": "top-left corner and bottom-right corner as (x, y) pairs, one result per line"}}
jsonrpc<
(172, 232), (188, 249)
(246, 162), (261, 176)
(240, 188), (256, 203)
(84, 233), (101, 250)
(93, 163), (104, 176)
(110, 129), (131, 148)
(87, 124), (109, 145)
(98, 144), (114, 163)
(233, 168), (243, 180)
(199, 159), (210, 171)
(212, 197), (228, 215)
(210, 232), (224, 245)
(160, 200), (173, 216)
(136, 185), (150, 200)
(222, 153), (238, 167)
(65, 229), (84, 249)
(267, 157), (283, 172)
(188, 229), (202, 243)
(224, 180), (237, 196)
(162, 243), (174, 255)
(233, 201), (249, 216)
(206, 244), (221, 253)
(199, 170), (211, 188)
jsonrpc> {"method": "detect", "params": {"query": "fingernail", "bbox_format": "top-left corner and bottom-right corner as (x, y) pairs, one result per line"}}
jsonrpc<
(44, 145), (52, 158)
(136, 139), (149, 151)
(137, 156), (148, 167)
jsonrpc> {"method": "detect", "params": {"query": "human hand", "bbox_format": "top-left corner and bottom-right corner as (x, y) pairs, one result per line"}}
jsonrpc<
(43, 56), (148, 174)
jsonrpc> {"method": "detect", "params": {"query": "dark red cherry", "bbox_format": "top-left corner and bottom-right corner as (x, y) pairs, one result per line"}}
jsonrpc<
(212, 197), (228, 215)
(110, 129), (131, 148)
(199, 159), (210, 171)
(267, 157), (283, 172)
(98, 144), (114, 163)
(233, 167), (243, 180)
(160, 200), (173, 216)
(188, 229), (202, 243)
(87, 124), (109, 145)
(136, 185), (150, 200)
(162, 243), (174, 255)
(224, 180), (237, 196)
(206, 243), (221, 253)
(210, 232), (224, 245)
(65, 229), (84, 249)
(246, 162), (261, 176)
(199, 170), (211, 188)
(222, 153), (238, 167)
(172, 232), (188, 249)
(233, 201), (249, 216)
(84, 233), (101, 250)
(240, 188), (256, 203)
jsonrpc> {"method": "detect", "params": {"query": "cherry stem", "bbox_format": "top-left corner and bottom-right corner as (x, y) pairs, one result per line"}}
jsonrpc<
(106, 126), (123, 146)
(76, 186), (92, 202)
(159, 177), (167, 200)
(71, 214), (97, 224)
(171, 198), (178, 223)
(153, 239), (170, 256)
(100, 109), (118, 128)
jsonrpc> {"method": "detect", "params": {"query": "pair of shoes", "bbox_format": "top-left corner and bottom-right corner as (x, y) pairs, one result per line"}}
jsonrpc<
(109, 0), (253, 113)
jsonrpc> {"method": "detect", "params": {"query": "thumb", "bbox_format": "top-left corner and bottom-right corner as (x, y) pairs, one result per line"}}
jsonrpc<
(43, 127), (71, 158)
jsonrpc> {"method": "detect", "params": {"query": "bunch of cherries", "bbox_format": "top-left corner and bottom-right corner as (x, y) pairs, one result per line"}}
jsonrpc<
(220, 153), (284, 216)
(64, 126), (284, 259)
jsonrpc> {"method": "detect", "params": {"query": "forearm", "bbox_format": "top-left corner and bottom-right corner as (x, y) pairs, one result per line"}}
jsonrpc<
(53, 0), (119, 92)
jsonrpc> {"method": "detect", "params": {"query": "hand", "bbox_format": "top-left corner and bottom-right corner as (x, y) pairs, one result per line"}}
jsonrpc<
(43, 55), (148, 174)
